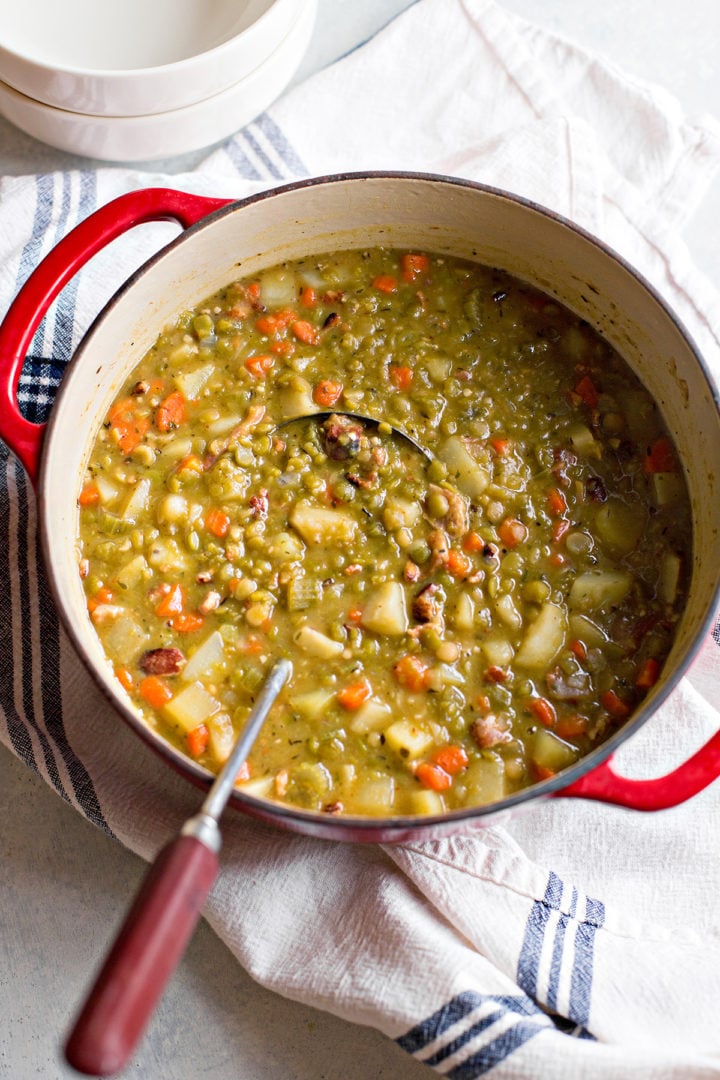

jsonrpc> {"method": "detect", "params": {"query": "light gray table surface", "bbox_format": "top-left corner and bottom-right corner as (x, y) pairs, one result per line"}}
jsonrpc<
(1, 2), (719, 1078)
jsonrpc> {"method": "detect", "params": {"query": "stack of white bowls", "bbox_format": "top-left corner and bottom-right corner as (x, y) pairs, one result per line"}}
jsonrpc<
(0, 0), (317, 161)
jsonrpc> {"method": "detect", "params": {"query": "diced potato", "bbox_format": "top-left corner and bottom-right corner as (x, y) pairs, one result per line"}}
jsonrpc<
(515, 603), (567, 669)
(236, 776), (275, 799)
(207, 712), (235, 765)
(353, 776), (395, 814)
(174, 362), (214, 401)
(569, 613), (608, 649)
(479, 631), (515, 668)
(494, 592), (522, 631)
(569, 571), (632, 612)
(349, 698), (392, 733)
(426, 355), (452, 383)
(410, 789), (446, 815)
(115, 554), (149, 591)
(259, 267), (298, 307)
(568, 422), (602, 459)
(293, 625), (345, 659)
(275, 376), (316, 420)
(120, 478), (151, 520)
(165, 681), (222, 732)
(289, 687), (336, 719)
(383, 719), (434, 760)
(95, 476), (120, 505)
(205, 414), (245, 438)
(438, 436), (490, 499)
(268, 531), (305, 562)
(652, 471), (685, 508)
(181, 630), (225, 683)
(102, 614), (148, 665)
(147, 537), (187, 572)
(595, 500), (645, 556)
(658, 551), (681, 604)
(426, 663), (465, 691)
(464, 753), (506, 805)
(530, 729), (579, 774)
(157, 437), (194, 462)
(289, 502), (357, 546)
(453, 592), (475, 631)
(156, 494), (188, 525)
(361, 582), (408, 636)
(383, 497), (422, 531)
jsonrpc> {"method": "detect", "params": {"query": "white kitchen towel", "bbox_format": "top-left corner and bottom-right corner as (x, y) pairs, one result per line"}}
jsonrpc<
(2, 1), (720, 1077)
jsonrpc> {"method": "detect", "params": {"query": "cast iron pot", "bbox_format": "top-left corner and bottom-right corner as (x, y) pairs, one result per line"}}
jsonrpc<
(2, 173), (720, 843)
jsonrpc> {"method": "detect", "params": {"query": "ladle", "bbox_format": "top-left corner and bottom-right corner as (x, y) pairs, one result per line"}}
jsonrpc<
(277, 409), (433, 462)
(64, 657), (292, 1078)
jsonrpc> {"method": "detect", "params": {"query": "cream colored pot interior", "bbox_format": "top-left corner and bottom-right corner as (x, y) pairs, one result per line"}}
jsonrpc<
(41, 175), (720, 775)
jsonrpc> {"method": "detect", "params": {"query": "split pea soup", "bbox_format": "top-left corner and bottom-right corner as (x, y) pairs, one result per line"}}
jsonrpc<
(77, 248), (691, 817)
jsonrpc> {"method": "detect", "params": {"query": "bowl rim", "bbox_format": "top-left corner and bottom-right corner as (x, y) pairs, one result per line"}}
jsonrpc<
(39, 170), (720, 841)
(0, 0), (299, 85)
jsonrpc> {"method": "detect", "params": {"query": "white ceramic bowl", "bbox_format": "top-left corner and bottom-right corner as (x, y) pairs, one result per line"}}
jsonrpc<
(0, 0), (316, 161)
(0, 0), (303, 117)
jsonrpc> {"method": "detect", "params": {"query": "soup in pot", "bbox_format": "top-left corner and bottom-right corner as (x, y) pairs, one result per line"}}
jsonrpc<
(77, 248), (691, 816)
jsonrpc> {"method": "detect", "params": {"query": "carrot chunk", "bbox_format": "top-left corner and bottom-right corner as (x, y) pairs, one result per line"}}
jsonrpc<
(313, 380), (343, 407)
(600, 688), (632, 719)
(154, 583), (185, 618)
(245, 354), (274, 379)
(337, 679), (372, 711)
(498, 517), (528, 550)
(432, 744), (469, 775)
(529, 697), (557, 728)
(393, 654), (431, 692)
(373, 274), (398, 294)
(205, 507), (231, 538)
(547, 488), (567, 516)
(155, 390), (187, 433)
(79, 482), (100, 507)
(388, 365), (413, 390)
(574, 375), (599, 408)
(644, 436), (676, 474)
(138, 675), (173, 710)
(291, 320), (319, 345)
(416, 761), (452, 792)
(401, 253), (429, 282)
(187, 724), (209, 758)
(635, 658), (660, 690)
(171, 612), (205, 633)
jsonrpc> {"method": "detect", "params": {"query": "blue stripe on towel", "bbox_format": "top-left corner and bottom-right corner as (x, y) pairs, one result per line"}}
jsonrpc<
(223, 139), (264, 179)
(3, 172), (113, 833)
(569, 896), (605, 1027)
(240, 126), (285, 179)
(516, 869), (563, 999)
(446, 1020), (543, 1078)
(254, 113), (309, 176)
(397, 992), (549, 1076)
(517, 870), (602, 1037)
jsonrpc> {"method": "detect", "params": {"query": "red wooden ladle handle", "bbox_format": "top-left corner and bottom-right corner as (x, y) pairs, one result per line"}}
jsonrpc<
(0, 187), (232, 485)
(64, 834), (218, 1077)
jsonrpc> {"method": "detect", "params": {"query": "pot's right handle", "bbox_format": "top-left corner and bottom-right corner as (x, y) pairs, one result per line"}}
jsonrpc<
(0, 187), (233, 486)
(557, 728), (720, 810)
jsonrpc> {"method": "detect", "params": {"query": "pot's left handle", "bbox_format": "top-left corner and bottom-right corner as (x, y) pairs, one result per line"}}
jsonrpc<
(0, 187), (233, 486)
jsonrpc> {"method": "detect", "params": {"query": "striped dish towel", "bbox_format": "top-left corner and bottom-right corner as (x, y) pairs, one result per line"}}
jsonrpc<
(2, 1), (720, 1076)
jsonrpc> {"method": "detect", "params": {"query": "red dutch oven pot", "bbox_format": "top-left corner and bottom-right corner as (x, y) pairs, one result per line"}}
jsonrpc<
(2, 174), (720, 844)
